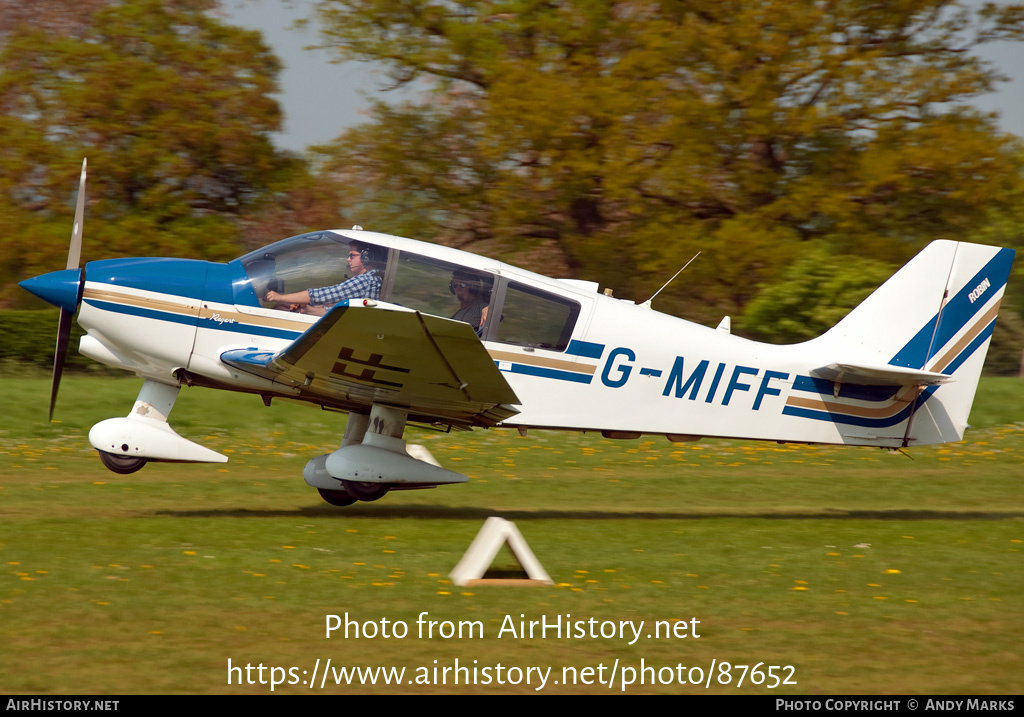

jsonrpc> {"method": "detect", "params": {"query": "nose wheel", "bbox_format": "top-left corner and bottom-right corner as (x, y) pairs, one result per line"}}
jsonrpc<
(97, 450), (148, 475)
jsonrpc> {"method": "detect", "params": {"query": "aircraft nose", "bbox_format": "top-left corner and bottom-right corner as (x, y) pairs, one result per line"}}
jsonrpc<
(19, 269), (83, 313)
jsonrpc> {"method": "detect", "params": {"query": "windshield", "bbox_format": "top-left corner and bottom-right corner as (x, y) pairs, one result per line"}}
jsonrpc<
(237, 231), (388, 310)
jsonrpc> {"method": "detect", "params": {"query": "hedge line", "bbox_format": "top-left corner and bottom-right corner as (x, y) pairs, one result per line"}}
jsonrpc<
(0, 309), (101, 372)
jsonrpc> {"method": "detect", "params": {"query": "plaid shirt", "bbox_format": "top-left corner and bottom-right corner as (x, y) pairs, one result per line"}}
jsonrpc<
(308, 270), (381, 306)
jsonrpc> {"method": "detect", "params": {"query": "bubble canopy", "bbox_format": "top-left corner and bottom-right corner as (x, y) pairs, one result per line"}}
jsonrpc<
(231, 230), (581, 351)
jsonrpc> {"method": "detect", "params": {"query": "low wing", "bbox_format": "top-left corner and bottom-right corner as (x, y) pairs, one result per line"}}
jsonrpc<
(810, 362), (952, 387)
(222, 304), (519, 426)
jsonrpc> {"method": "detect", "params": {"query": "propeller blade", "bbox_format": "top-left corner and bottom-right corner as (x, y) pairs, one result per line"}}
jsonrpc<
(67, 158), (86, 271)
(50, 307), (74, 421)
(51, 158), (87, 420)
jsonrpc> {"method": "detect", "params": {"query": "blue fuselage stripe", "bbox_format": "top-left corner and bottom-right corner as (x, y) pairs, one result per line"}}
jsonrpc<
(84, 299), (303, 340)
(499, 362), (594, 384)
(84, 299), (198, 328)
(566, 340), (605, 359)
(196, 317), (302, 340)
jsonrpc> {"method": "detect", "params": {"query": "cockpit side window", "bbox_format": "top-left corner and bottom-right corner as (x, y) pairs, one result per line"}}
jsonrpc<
(494, 282), (580, 351)
(389, 252), (494, 334)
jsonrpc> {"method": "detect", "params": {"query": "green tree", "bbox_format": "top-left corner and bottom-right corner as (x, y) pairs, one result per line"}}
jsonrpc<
(0, 0), (302, 305)
(739, 244), (894, 343)
(313, 0), (1024, 322)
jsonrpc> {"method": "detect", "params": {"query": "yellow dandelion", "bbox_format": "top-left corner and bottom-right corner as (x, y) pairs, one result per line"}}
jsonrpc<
(885, 569), (901, 574)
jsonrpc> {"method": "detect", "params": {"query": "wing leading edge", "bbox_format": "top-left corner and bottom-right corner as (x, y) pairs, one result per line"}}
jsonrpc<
(221, 303), (520, 426)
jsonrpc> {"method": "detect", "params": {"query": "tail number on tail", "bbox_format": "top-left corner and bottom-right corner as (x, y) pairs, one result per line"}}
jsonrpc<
(968, 277), (991, 304)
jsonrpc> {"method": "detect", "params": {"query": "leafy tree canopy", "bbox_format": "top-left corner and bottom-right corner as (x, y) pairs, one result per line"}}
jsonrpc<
(313, 0), (1024, 323)
(0, 0), (328, 306)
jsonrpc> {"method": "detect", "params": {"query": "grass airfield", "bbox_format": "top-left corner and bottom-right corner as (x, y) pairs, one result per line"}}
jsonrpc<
(1, 375), (1022, 694)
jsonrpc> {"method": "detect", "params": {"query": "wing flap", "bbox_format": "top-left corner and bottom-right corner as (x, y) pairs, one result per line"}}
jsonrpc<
(222, 305), (519, 424)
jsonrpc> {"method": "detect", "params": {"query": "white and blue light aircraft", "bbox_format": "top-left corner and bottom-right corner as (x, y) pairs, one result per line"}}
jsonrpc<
(20, 161), (1016, 506)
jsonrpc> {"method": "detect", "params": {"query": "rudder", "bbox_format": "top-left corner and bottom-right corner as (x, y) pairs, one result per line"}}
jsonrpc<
(813, 240), (1014, 444)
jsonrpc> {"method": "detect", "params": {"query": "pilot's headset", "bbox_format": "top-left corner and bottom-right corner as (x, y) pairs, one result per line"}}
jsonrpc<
(351, 242), (384, 271)
(449, 272), (491, 300)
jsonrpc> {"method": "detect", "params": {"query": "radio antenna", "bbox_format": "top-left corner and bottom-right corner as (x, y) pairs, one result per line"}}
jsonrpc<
(640, 251), (701, 308)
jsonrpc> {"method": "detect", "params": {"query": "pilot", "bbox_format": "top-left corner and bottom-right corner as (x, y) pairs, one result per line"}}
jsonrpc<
(449, 270), (491, 334)
(265, 242), (383, 315)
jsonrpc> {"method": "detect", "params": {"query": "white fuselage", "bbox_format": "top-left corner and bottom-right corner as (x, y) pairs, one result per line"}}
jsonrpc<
(76, 233), (1010, 450)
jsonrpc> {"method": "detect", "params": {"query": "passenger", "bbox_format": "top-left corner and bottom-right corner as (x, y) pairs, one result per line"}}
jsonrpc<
(449, 270), (491, 334)
(265, 242), (383, 315)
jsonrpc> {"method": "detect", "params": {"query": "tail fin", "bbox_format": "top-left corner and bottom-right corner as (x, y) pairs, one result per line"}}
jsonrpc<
(812, 240), (1014, 445)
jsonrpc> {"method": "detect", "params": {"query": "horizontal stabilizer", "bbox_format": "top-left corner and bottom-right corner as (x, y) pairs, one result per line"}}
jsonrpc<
(810, 362), (952, 387)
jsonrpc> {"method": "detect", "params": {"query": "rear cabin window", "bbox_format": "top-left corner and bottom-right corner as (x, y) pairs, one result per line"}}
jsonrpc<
(389, 252), (494, 334)
(495, 283), (580, 351)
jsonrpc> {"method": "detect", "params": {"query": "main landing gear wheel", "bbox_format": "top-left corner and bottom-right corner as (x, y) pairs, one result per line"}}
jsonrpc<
(317, 488), (357, 507)
(341, 480), (391, 502)
(98, 450), (148, 475)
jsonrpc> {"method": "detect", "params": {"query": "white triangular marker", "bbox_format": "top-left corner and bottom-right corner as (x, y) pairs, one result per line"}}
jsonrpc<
(450, 517), (553, 586)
